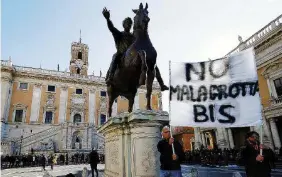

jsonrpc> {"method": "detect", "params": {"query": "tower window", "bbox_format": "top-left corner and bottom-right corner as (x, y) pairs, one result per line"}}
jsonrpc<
(100, 91), (106, 97)
(78, 52), (82, 59)
(74, 114), (82, 123)
(76, 89), (82, 94)
(47, 85), (56, 92)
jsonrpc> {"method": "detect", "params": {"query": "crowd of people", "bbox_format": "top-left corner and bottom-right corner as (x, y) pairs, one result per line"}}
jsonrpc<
(0, 152), (105, 170)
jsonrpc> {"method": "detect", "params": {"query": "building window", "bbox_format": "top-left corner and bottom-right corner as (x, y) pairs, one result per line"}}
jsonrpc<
(45, 111), (53, 124)
(100, 114), (106, 125)
(100, 91), (106, 97)
(77, 68), (81, 74)
(74, 114), (81, 123)
(47, 85), (56, 92)
(78, 52), (82, 59)
(274, 77), (282, 96)
(76, 89), (82, 94)
(14, 110), (23, 122)
(19, 83), (28, 90)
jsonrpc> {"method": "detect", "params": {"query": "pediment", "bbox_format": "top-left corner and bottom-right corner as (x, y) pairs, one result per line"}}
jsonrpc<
(13, 103), (28, 109)
(262, 61), (282, 77)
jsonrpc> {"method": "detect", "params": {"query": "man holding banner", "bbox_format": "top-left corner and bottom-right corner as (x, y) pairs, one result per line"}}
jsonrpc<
(157, 126), (185, 177)
(242, 131), (275, 177)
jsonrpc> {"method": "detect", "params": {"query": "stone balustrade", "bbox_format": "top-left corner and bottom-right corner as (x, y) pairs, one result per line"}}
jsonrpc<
(1, 60), (160, 89)
(226, 14), (282, 57)
(18, 126), (61, 146)
(1, 60), (12, 67)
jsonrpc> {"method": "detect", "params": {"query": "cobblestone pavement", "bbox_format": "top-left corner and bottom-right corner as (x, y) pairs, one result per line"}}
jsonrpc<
(2, 164), (282, 177)
(1, 164), (104, 177)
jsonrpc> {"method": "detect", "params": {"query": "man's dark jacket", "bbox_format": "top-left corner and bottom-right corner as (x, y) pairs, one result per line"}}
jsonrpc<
(242, 140), (275, 177)
(89, 150), (99, 166)
(157, 139), (185, 170)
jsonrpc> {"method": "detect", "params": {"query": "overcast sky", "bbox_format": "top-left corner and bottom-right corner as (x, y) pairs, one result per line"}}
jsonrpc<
(2, 0), (282, 111)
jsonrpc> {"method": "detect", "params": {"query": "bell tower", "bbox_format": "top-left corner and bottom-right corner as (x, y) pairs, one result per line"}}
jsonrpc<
(69, 30), (89, 76)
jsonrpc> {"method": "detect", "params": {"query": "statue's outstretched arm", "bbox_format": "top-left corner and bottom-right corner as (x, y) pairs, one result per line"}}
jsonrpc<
(106, 19), (121, 38)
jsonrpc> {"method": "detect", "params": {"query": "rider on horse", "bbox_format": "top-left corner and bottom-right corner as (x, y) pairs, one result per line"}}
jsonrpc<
(103, 8), (168, 91)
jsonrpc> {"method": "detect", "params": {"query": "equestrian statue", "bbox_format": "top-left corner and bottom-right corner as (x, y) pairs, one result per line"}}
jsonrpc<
(103, 3), (168, 117)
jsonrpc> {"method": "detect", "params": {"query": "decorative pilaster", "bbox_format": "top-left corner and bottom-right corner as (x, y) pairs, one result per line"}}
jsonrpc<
(269, 118), (282, 148)
(88, 88), (96, 125)
(112, 99), (118, 117)
(29, 83), (42, 123)
(227, 128), (235, 149)
(133, 91), (140, 110)
(58, 85), (68, 124)
(1, 76), (12, 121)
(157, 92), (163, 111)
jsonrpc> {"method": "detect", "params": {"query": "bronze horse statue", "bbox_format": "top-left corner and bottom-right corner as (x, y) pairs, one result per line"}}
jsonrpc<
(107, 3), (159, 117)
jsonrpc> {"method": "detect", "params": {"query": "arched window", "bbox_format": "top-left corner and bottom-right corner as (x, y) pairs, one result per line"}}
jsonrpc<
(78, 52), (82, 59)
(74, 114), (81, 123)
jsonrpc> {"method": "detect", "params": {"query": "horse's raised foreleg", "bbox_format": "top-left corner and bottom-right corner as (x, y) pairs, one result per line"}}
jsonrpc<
(146, 69), (155, 110)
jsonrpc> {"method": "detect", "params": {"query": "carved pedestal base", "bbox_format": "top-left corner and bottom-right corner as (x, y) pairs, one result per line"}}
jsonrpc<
(98, 110), (169, 177)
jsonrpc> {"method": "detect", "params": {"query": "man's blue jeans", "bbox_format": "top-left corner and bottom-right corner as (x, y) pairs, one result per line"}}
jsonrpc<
(160, 170), (182, 177)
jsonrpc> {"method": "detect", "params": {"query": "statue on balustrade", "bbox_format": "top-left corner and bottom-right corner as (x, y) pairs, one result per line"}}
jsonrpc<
(102, 3), (169, 117)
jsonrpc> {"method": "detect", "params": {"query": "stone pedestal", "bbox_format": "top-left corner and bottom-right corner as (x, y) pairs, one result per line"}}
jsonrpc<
(98, 110), (169, 177)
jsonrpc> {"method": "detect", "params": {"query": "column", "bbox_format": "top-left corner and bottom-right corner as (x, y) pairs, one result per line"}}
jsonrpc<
(227, 128), (235, 149)
(269, 118), (282, 148)
(263, 117), (274, 149)
(133, 92), (140, 110)
(58, 85), (68, 124)
(223, 128), (230, 149)
(216, 128), (228, 149)
(29, 83), (42, 123)
(201, 132), (206, 147)
(88, 88), (96, 125)
(194, 127), (202, 149)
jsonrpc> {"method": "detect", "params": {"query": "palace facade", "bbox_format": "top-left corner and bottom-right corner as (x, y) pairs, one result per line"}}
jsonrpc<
(0, 39), (163, 155)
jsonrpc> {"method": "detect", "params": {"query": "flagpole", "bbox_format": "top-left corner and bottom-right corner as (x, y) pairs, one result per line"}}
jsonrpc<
(169, 60), (176, 154)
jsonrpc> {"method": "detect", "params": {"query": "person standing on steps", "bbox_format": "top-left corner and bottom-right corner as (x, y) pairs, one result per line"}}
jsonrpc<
(102, 7), (169, 91)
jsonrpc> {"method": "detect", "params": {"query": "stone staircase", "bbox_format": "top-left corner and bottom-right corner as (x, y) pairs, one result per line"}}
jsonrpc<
(3, 125), (62, 154)
(21, 125), (62, 148)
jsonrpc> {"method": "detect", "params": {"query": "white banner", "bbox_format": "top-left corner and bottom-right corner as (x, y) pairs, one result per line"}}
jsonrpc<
(170, 48), (262, 127)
